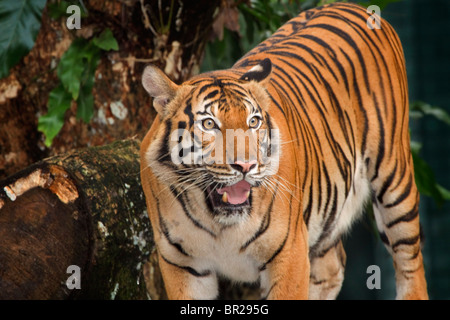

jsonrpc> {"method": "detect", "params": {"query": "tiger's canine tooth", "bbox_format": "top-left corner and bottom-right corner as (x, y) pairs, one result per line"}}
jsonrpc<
(222, 192), (228, 203)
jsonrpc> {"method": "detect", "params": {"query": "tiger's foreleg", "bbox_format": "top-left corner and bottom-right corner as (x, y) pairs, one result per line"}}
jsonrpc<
(158, 252), (219, 300)
(308, 240), (346, 300)
(259, 220), (310, 299)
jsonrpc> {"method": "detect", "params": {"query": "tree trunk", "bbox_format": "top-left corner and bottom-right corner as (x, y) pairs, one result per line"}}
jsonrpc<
(0, 139), (166, 299)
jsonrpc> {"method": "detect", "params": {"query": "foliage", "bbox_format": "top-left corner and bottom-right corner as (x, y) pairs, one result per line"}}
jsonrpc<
(47, 0), (88, 20)
(410, 102), (450, 206)
(0, 0), (47, 79)
(0, 0), (118, 146)
(38, 29), (118, 146)
(410, 101), (450, 126)
(356, 0), (402, 10)
(202, 0), (318, 72)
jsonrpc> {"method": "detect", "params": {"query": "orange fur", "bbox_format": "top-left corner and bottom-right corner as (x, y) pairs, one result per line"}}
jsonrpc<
(140, 3), (427, 299)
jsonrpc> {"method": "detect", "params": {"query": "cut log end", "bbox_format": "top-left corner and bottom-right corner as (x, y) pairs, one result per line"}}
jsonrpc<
(0, 187), (90, 299)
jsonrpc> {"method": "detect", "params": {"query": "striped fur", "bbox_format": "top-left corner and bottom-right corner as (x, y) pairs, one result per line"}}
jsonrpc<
(140, 3), (428, 299)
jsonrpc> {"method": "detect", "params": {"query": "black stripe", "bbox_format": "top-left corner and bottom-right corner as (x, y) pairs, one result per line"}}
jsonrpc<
(376, 161), (398, 204)
(391, 234), (420, 252)
(240, 187), (274, 252)
(303, 179), (314, 226)
(408, 245), (421, 261)
(390, 95), (398, 151)
(322, 162), (332, 218)
(184, 100), (194, 127)
(170, 186), (217, 238)
(159, 216), (190, 256)
(150, 187), (190, 256)
(258, 233), (288, 271)
(292, 173), (303, 243)
(160, 254), (211, 277)
(177, 121), (186, 131)
(317, 161), (323, 214)
(385, 175), (413, 208)
(386, 205), (419, 228)
(323, 184), (339, 234)
(204, 89), (219, 100)
(311, 278), (325, 285)
(370, 93), (386, 182)
(197, 82), (216, 96)
(310, 238), (338, 259)
(343, 110), (356, 166)
(379, 231), (390, 246)
(258, 197), (291, 271)
(158, 120), (176, 167)
(310, 183), (339, 255)
(261, 281), (277, 300)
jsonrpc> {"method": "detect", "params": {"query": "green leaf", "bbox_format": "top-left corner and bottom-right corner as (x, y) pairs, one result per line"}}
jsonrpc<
(76, 72), (95, 123)
(92, 28), (119, 51)
(57, 38), (87, 100)
(77, 84), (94, 123)
(48, 1), (88, 20)
(47, 0), (71, 20)
(38, 83), (72, 147)
(0, 0), (47, 78)
(76, 48), (100, 122)
(412, 149), (444, 207)
(410, 101), (450, 126)
(357, 0), (402, 10)
(437, 185), (450, 201)
(410, 140), (422, 155)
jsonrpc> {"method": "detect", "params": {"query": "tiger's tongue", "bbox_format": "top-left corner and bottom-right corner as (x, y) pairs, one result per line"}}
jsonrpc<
(217, 180), (251, 205)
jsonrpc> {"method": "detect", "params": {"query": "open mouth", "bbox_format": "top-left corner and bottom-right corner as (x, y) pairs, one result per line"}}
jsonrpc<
(206, 180), (252, 211)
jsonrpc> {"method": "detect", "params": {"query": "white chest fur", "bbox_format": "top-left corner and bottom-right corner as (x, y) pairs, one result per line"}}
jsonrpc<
(159, 204), (265, 283)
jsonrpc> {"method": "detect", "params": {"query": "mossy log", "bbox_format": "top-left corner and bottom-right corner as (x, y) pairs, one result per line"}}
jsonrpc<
(0, 139), (166, 299)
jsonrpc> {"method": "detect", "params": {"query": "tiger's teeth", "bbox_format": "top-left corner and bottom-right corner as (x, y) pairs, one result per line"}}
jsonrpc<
(222, 192), (228, 203)
(246, 191), (250, 199)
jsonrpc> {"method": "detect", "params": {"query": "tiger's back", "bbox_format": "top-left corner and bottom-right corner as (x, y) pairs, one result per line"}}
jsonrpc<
(140, 3), (428, 299)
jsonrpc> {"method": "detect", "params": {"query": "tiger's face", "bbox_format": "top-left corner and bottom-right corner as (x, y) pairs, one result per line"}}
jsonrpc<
(142, 59), (280, 224)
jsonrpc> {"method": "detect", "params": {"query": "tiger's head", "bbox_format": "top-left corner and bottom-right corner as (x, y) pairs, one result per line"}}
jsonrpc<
(142, 59), (280, 225)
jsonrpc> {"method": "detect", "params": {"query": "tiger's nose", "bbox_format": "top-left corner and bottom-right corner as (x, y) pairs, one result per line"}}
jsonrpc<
(231, 160), (257, 173)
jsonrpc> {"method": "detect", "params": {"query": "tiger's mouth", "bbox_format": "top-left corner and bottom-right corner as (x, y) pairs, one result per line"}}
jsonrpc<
(206, 180), (252, 211)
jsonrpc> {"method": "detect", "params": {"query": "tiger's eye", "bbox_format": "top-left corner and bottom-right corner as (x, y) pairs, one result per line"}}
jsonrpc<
(202, 118), (216, 130)
(249, 116), (261, 129)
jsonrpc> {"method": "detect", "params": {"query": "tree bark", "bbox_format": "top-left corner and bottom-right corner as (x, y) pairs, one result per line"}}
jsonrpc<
(0, 139), (165, 299)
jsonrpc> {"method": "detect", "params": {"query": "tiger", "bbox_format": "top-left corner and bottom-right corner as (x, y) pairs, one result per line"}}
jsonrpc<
(139, 2), (428, 299)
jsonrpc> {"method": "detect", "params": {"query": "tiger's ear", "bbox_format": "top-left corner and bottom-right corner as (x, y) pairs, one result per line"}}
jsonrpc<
(239, 58), (272, 85)
(142, 65), (179, 116)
